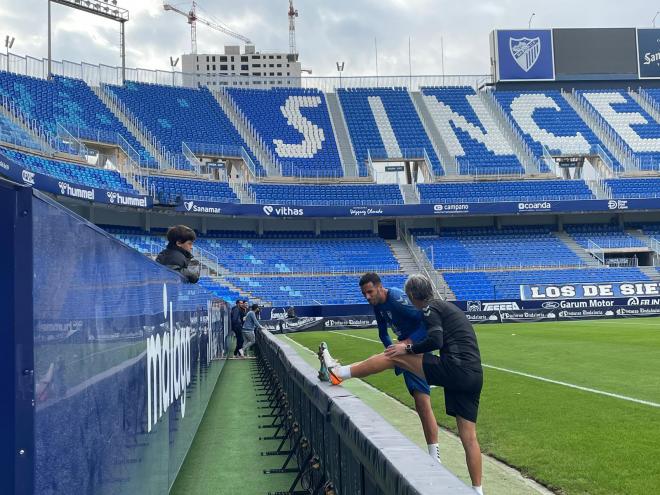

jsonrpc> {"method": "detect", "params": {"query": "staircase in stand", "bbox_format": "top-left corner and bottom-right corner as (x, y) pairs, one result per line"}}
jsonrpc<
(555, 231), (602, 267)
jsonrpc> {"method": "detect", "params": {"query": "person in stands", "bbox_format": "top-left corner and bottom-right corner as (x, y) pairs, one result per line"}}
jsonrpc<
(155, 225), (200, 283)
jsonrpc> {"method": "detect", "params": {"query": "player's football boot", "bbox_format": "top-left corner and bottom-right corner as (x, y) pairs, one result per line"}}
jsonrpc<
(318, 342), (343, 385)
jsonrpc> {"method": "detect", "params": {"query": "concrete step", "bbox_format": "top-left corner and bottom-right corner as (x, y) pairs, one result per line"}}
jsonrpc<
(211, 89), (280, 176)
(554, 232), (602, 267)
(410, 91), (455, 175)
(639, 265), (660, 281)
(399, 183), (420, 204)
(326, 92), (359, 177)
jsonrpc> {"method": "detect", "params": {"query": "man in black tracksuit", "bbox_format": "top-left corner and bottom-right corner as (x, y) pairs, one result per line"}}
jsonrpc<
(155, 225), (200, 284)
(231, 299), (246, 357)
(319, 274), (484, 494)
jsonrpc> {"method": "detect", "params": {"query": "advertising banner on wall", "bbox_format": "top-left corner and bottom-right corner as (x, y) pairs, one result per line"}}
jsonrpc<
(175, 197), (660, 218)
(0, 153), (152, 209)
(494, 29), (555, 81)
(637, 28), (660, 78)
(520, 281), (660, 300)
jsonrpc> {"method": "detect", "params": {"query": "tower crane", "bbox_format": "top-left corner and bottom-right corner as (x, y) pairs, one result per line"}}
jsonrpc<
(288, 0), (298, 61)
(163, 1), (251, 54)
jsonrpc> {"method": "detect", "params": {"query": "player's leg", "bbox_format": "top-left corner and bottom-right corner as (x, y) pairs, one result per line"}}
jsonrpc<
(411, 389), (440, 463)
(456, 415), (483, 493)
(327, 350), (426, 383)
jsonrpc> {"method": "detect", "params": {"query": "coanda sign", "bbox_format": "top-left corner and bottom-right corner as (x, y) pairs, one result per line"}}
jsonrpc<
(146, 284), (193, 433)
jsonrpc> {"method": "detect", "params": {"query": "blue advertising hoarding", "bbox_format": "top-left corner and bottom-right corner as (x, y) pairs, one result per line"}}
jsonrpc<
(520, 281), (660, 300)
(0, 183), (230, 495)
(0, 151), (152, 209)
(175, 197), (660, 218)
(495, 29), (555, 81)
(637, 28), (660, 78)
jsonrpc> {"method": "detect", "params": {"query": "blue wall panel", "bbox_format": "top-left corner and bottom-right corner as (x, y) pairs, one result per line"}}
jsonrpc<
(1, 185), (229, 494)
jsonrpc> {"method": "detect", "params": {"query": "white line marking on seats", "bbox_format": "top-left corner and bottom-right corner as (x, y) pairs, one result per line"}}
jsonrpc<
(328, 331), (660, 408)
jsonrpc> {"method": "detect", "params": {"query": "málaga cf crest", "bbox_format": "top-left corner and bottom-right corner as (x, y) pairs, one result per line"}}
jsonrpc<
(509, 37), (541, 72)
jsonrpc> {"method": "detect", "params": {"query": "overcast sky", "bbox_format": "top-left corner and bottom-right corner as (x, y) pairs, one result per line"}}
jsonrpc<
(0, 0), (656, 77)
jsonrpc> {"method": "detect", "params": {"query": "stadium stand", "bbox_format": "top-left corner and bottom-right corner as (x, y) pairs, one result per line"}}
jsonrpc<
(577, 90), (660, 171)
(228, 274), (408, 306)
(0, 145), (136, 193)
(564, 224), (647, 249)
(0, 113), (42, 150)
(493, 90), (622, 172)
(421, 86), (524, 174)
(413, 226), (583, 270)
(606, 177), (660, 198)
(104, 81), (264, 173)
(225, 87), (343, 177)
(337, 87), (443, 176)
(248, 183), (404, 205)
(417, 179), (594, 203)
(444, 267), (650, 300)
(194, 234), (400, 274)
(0, 72), (157, 167)
(145, 175), (239, 204)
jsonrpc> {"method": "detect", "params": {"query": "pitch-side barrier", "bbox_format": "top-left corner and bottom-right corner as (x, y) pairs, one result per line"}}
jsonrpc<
(0, 181), (231, 495)
(255, 328), (473, 495)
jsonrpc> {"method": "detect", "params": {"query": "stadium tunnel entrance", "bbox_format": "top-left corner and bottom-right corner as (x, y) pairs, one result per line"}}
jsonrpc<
(377, 220), (397, 239)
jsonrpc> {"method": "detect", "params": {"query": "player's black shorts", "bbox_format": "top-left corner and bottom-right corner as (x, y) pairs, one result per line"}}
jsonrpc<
(422, 353), (483, 423)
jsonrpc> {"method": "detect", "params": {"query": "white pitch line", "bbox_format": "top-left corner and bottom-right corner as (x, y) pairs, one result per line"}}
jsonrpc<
(327, 330), (660, 408)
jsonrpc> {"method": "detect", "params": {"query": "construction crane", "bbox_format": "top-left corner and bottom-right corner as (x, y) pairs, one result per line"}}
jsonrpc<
(287, 0), (298, 62)
(163, 1), (251, 55)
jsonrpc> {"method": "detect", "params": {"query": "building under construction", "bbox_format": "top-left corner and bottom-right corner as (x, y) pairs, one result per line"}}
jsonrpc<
(165, 1), (303, 87)
(181, 45), (302, 87)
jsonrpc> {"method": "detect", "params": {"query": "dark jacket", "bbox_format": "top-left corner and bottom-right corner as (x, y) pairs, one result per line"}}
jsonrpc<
(156, 244), (199, 283)
(230, 305), (244, 333)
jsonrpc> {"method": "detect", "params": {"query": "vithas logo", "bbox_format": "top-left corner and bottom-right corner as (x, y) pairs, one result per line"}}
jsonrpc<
(262, 205), (303, 216)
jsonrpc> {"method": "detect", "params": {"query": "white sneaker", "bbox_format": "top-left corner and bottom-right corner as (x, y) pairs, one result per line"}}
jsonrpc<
(238, 349), (244, 357)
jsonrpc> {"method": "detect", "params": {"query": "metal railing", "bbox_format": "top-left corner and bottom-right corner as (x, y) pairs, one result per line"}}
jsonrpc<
(398, 225), (447, 299)
(216, 265), (403, 277)
(483, 90), (542, 173)
(570, 90), (637, 172)
(584, 237), (648, 250)
(586, 239), (606, 264)
(0, 51), (490, 91)
(184, 142), (243, 158)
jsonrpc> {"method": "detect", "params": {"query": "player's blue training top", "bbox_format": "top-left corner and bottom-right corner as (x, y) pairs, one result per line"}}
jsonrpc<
(373, 287), (425, 348)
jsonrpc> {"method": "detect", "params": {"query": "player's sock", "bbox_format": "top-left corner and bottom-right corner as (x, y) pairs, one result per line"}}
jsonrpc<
(334, 365), (352, 379)
(427, 443), (441, 463)
(472, 486), (483, 495)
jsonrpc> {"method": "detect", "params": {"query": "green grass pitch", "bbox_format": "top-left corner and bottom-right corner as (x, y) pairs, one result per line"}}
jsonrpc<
(288, 318), (660, 495)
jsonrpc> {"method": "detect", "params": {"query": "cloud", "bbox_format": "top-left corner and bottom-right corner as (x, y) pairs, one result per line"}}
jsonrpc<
(0, 0), (654, 77)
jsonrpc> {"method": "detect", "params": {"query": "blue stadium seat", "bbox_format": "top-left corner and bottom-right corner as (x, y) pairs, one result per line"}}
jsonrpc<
(564, 224), (646, 249)
(493, 90), (622, 172)
(577, 90), (660, 171)
(1, 145), (136, 193)
(413, 226), (582, 270)
(0, 72), (157, 167)
(418, 179), (594, 203)
(249, 183), (403, 205)
(421, 86), (523, 175)
(606, 178), (660, 198)
(226, 87), (343, 177)
(106, 81), (264, 174)
(337, 88), (443, 176)
(444, 267), (650, 300)
(145, 175), (238, 204)
(0, 113), (41, 150)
